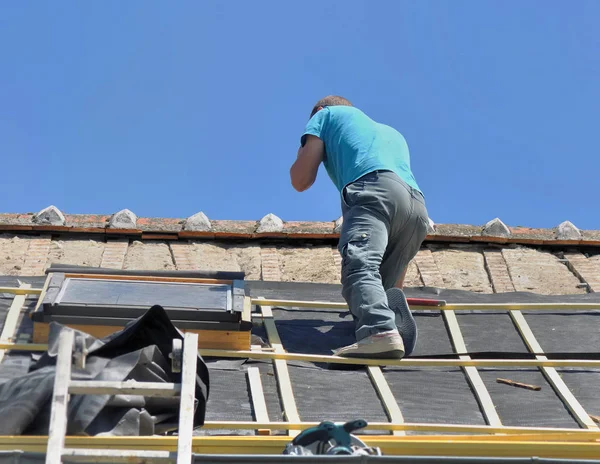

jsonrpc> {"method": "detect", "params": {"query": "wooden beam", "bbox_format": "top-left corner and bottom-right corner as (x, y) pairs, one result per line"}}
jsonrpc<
(242, 296), (252, 324)
(0, 342), (48, 351)
(46, 329), (75, 464)
(247, 367), (271, 435)
(199, 420), (600, 435)
(257, 299), (301, 437)
(1, 436), (598, 460)
(176, 332), (198, 464)
(68, 381), (180, 396)
(251, 298), (600, 312)
(0, 340), (596, 369)
(443, 310), (502, 427)
(0, 283), (31, 364)
(33, 322), (250, 350)
(367, 366), (405, 436)
(61, 448), (175, 463)
(196, 349), (600, 368)
(508, 310), (599, 430)
(0, 286), (42, 295)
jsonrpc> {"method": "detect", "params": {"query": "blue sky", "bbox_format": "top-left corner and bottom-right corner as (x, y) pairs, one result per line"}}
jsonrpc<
(1, 1), (598, 229)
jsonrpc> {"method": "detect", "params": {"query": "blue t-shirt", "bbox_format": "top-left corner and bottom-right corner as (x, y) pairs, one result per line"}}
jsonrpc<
(302, 106), (421, 194)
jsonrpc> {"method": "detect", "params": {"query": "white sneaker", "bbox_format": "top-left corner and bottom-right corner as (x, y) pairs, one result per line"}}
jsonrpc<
(333, 329), (405, 359)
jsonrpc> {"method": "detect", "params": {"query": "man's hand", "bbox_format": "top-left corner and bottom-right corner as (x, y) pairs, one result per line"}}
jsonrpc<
(290, 135), (325, 192)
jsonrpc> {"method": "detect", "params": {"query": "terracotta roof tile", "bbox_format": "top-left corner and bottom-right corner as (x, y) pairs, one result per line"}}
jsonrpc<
(0, 213), (35, 226)
(511, 227), (555, 241)
(65, 214), (110, 229)
(432, 224), (481, 237)
(0, 212), (598, 247)
(283, 221), (335, 235)
(137, 217), (183, 232)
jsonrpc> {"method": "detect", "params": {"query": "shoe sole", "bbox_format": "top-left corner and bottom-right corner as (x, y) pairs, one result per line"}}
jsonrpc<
(387, 288), (418, 357)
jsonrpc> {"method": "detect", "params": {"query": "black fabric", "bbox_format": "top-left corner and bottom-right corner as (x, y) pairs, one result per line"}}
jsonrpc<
(477, 369), (579, 428)
(245, 280), (600, 304)
(384, 368), (486, 428)
(239, 283), (600, 434)
(0, 305), (209, 436)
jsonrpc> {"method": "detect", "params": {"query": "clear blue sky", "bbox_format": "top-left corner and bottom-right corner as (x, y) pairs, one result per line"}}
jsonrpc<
(1, 1), (598, 229)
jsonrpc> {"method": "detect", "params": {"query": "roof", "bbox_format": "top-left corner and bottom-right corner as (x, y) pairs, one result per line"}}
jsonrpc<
(1, 209), (600, 460)
(1, 208), (599, 295)
(1, 208), (600, 245)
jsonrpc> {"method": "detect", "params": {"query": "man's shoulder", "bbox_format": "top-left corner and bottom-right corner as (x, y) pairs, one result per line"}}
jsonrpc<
(327, 105), (366, 119)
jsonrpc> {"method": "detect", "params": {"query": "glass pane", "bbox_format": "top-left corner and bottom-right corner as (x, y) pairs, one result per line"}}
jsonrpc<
(57, 278), (229, 311)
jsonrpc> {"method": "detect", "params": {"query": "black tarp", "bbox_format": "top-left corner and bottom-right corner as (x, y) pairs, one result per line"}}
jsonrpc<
(0, 305), (209, 436)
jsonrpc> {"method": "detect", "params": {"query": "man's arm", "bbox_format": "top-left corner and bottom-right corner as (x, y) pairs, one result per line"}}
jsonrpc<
(290, 135), (325, 192)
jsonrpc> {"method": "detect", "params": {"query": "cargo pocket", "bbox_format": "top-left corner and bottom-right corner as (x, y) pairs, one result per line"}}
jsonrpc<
(340, 232), (371, 275)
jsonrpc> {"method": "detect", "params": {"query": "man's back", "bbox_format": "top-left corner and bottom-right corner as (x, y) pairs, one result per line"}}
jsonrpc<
(303, 106), (421, 193)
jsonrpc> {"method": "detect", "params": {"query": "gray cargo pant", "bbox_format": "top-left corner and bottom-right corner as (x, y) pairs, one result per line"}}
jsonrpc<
(338, 170), (429, 341)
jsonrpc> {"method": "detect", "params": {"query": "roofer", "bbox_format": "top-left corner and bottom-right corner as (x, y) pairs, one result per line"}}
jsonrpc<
(290, 96), (429, 359)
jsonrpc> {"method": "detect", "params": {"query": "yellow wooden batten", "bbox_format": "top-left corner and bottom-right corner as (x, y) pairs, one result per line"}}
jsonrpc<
(0, 436), (599, 459)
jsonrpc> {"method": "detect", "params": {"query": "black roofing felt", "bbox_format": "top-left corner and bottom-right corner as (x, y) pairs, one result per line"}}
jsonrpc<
(241, 281), (600, 433)
(1, 277), (600, 436)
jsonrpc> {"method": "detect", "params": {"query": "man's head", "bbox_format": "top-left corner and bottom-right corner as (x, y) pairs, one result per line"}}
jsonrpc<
(310, 95), (352, 118)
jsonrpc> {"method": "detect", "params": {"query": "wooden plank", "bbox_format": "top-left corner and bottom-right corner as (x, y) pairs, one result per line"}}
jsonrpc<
(258, 299), (301, 437)
(6, 436), (600, 461)
(33, 322), (250, 350)
(1, 340), (598, 369)
(251, 298), (600, 311)
(247, 367), (271, 435)
(196, 349), (600, 368)
(64, 273), (232, 285)
(366, 366), (405, 436)
(0, 286), (42, 295)
(509, 310), (599, 430)
(69, 381), (180, 396)
(46, 329), (75, 464)
(200, 420), (600, 435)
(32, 274), (52, 316)
(443, 310), (502, 427)
(242, 296), (252, 324)
(141, 233), (179, 241)
(62, 448), (175, 463)
(0, 284), (30, 365)
(0, 436), (596, 460)
(0, 342), (48, 351)
(177, 332), (198, 464)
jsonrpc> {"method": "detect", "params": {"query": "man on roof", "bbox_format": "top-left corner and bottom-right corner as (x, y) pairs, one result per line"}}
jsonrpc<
(290, 96), (429, 359)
